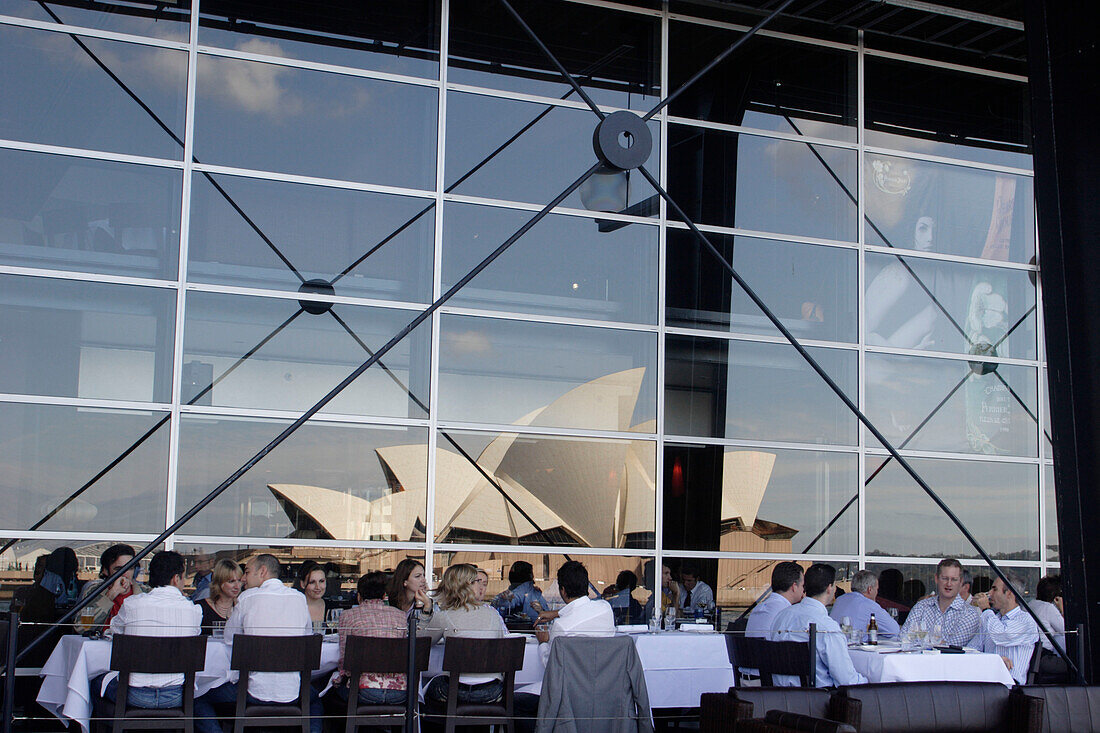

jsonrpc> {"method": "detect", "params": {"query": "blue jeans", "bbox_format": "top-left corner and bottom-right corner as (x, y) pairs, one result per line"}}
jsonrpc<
(424, 675), (503, 704)
(104, 678), (183, 709)
(337, 685), (408, 705)
(193, 682), (323, 733)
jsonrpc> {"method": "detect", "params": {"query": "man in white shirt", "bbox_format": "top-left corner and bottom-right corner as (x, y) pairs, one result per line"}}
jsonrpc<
(1029, 575), (1068, 682)
(515, 561), (615, 733)
(770, 564), (867, 688)
(679, 563), (715, 614)
(900, 558), (980, 646)
(973, 571), (1039, 685)
(959, 568), (973, 605)
(194, 554), (320, 733)
(101, 551), (202, 709)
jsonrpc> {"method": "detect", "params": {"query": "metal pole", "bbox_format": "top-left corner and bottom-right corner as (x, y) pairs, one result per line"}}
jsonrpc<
(808, 622), (817, 688)
(3, 610), (18, 733)
(1078, 623), (1087, 684)
(405, 607), (420, 733)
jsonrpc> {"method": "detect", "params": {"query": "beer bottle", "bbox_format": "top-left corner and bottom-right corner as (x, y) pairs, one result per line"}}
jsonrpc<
(868, 614), (879, 645)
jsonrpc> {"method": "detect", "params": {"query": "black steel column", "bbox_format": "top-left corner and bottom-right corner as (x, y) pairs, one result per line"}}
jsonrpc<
(1026, 0), (1100, 683)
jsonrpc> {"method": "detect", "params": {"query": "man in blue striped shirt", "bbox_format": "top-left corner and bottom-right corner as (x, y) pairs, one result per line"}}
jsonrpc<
(973, 571), (1039, 685)
(900, 558), (980, 646)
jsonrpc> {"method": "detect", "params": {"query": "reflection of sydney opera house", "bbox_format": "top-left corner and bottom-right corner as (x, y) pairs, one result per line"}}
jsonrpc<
(268, 368), (792, 605)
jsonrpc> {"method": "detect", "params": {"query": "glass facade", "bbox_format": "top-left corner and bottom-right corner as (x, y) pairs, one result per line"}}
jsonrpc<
(0, 0), (1052, 608)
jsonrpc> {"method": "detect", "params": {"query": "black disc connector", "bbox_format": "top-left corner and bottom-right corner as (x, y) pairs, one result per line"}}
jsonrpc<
(592, 111), (652, 171)
(297, 278), (336, 315)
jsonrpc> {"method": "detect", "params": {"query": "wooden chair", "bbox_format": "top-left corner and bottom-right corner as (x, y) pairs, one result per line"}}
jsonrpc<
(340, 635), (431, 733)
(95, 634), (207, 733)
(229, 634), (321, 733)
(428, 635), (526, 733)
(758, 638), (816, 688)
(728, 635), (769, 688)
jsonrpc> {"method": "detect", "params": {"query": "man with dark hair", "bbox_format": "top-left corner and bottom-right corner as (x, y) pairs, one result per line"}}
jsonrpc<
(1029, 575), (1067, 681)
(335, 572), (410, 706)
(900, 558), (980, 646)
(746, 562), (804, 638)
(830, 570), (900, 641)
(194, 553), (319, 733)
(607, 569), (644, 625)
(960, 567), (974, 605)
(973, 571), (1039, 684)
(101, 551), (201, 710)
(770, 564), (867, 687)
(491, 560), (548, 623)
(515, 561), (615, 733)
(679, 562), (714, 613)
(78, 543), (145, 632)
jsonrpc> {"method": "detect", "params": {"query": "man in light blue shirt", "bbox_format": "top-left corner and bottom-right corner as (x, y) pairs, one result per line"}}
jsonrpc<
(746, 562), (804, 638)
(770, 563), (867, 688)
(973, 571), (1039, 685)
(830, 570), (900, 642)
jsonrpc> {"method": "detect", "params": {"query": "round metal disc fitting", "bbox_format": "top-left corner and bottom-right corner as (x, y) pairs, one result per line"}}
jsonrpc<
(297, 278), (336, 315)
(592, 111), (652, 171)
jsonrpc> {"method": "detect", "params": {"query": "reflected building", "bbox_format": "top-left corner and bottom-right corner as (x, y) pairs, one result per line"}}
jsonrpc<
(0, 0), (1056, 615)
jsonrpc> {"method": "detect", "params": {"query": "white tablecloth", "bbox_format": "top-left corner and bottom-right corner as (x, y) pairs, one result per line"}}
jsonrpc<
(848, 645), (1016, 687)
(37, 635), (341, 733)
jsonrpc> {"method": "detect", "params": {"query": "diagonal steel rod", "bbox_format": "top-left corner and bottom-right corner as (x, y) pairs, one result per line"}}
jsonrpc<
(780, 114), (971, 344)
(643, 0), (799, 122)
(497, 0), (606, 120)
(636, 162), (1076, 675)
(327, 310), (561, 545)
(37, 2), (307, 283)
(0, 307), (305, 557)
(332, 47), (631, 284)
(5, 161), (602, 671)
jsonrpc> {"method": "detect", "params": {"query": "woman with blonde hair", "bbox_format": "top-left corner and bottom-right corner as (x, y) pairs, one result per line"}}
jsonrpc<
(195, 558), (243, 634)
(423, 563), (507, 705)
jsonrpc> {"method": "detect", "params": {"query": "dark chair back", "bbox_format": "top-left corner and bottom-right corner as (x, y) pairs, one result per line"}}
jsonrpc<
(1016, 684), (1100, 733)
(436, 635), (526, 733)
(759, 639), (815, 687)
(229, 634), (322, 733)
(1026, 639), (1045, 685)
(341, 635), (431, 732)
(729, 635), (768, 687)
(834, 681), (1016, 733)
(732, 688), (835, 720)
(106, 634), (208, 733)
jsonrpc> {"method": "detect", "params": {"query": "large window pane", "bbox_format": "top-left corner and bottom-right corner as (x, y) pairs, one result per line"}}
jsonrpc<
(865, 354), (1038, 457)
(433, 551), (654, 612)
(864, 252), (1037, 359)
(668, 125), (857, 242)
(0, 0), (190, 41)
(445, 92), (660, 211)
(0, 274), (176, 402)
(199, 0), (439, 78)
(194, 55), (437, 188)
(182, 292), (430, 419)
(0, 402), (169, 534)
(702, 558), (857, 616)
(176, 415), (427, 540)
(438, 315), (656, 431)
(431, 430), (655, 550)
(865, 154), (1035, 264)
(1044, 464), (1058, 562)
(669, 23), (856, 142)
(866, 57), (1031, 169)
(174, 542), (424, 603)
(0, 24), (187, 159)
(664, 445), (857, 555)
(0, 148), (181, 280)
(188, 173), (434, 303)
(448, 0), (659, 111)
(865, 457), (1038, 561)
(666, 336), (857, 445)
(442, 203), (658, 324)
(865, 562), (1039, 610)
(666, 230), (856, 343)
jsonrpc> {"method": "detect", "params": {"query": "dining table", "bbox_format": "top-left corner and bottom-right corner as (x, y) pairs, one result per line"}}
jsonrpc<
(39, 628), (734, 732)
(847, 641), (1016, 687)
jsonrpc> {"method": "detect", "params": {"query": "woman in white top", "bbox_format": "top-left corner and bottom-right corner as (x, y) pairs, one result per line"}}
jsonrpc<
(424, 563), (507, 705)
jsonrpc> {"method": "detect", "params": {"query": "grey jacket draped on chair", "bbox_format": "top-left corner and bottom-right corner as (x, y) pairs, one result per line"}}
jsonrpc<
(536, 635), (654, 733)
